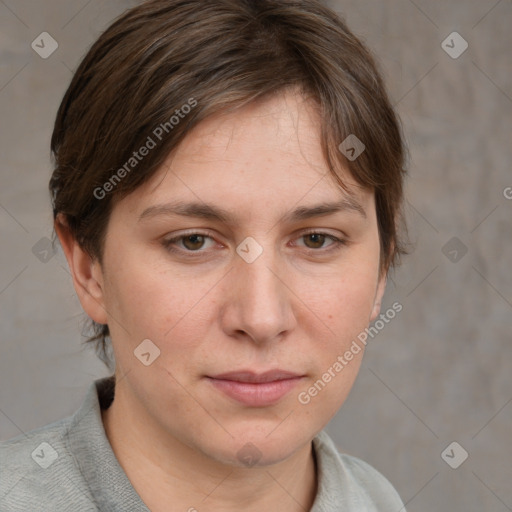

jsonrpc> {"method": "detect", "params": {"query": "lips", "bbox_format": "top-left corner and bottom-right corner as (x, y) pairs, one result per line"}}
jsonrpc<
(210, 370), (303, 383)
(206, 369), (305, 407)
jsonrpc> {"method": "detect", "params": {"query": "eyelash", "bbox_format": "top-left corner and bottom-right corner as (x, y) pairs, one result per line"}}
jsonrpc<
(162, 229), (347, 257)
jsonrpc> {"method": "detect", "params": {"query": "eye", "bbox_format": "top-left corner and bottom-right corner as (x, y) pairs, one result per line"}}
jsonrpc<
(294, 231), (346, 252)
(162, 231), (217, 254)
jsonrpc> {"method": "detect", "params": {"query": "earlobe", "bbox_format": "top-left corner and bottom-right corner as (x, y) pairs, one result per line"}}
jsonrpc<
(54, 214), (109, 325)
(369, 273), (387, 323)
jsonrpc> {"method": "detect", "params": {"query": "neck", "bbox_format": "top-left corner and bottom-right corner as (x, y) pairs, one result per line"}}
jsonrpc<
(101, 379), (318, 512)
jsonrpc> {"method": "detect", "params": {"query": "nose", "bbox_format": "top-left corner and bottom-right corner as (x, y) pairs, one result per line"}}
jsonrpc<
(219, 243), (296, 345)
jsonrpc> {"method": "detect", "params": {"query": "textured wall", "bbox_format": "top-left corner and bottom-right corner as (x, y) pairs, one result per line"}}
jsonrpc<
(1, 1), (510, 510)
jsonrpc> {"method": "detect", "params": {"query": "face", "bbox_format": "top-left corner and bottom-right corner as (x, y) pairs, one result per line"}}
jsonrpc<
(78, 90), (386, 467)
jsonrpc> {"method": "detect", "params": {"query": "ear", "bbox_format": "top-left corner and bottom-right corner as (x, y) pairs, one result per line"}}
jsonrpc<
(369, 272), (387, 323)
(54, 214), (108, 325)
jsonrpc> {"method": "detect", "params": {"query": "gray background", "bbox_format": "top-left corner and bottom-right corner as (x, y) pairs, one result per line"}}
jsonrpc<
(1, 0), (511, 510)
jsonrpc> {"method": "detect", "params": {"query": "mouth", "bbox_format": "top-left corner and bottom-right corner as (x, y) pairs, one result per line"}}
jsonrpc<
(205, 370), (305, 407)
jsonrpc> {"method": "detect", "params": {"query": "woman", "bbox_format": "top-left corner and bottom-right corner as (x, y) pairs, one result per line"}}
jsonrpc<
(0, 1), (408, 510)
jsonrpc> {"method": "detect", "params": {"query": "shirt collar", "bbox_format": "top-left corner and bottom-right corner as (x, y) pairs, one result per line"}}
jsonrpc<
(64, 377), (150, 511)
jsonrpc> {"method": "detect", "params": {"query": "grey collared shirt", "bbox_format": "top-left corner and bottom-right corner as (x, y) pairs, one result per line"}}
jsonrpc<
(0, 377), (406, 511)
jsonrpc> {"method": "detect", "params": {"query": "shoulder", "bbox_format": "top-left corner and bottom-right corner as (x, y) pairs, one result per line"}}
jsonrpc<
(0, 415), (97, 511)
(313, 430), (406, 511)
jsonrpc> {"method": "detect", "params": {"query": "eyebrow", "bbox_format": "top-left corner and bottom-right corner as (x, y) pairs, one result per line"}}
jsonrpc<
(138, 197), (366, 224)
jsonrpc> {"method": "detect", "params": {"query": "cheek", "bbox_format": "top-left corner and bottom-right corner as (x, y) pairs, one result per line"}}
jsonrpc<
(292, 261), (377, 409)
(299, 263), (378, 342)
(102, 255), (220, 358)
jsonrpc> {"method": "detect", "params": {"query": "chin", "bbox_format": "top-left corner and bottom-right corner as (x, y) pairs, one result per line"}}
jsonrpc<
(197, 425), (310, 468)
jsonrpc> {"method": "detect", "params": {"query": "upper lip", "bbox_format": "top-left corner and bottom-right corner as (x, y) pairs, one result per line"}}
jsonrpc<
(208, 370), (303, 383)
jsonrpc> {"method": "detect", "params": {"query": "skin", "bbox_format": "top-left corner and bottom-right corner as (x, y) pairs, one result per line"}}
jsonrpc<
(56, 89), (387, 512)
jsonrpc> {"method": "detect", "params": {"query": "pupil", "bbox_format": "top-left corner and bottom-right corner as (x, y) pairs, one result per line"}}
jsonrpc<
(307, 234), (324, 248)
(185, 235), (204, 250)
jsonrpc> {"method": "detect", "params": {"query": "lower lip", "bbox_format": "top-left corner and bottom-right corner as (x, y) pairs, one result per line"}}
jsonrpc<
(206, 377), (303, 407)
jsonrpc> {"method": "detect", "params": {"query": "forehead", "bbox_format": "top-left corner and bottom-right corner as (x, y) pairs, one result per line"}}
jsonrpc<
(121, 89), (373, 220)
(177, 91), (321, 162)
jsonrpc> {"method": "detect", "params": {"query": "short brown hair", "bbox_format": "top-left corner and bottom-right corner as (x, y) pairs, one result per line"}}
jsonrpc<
(50, 0), (408, 369)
